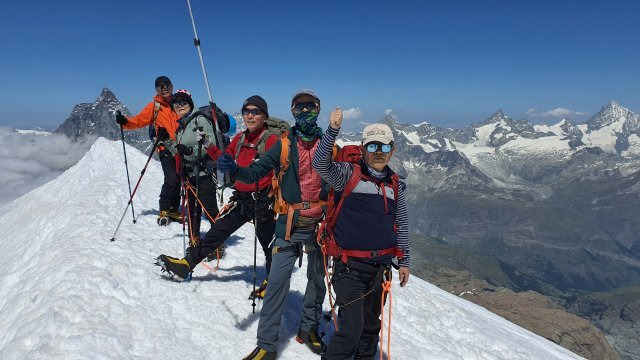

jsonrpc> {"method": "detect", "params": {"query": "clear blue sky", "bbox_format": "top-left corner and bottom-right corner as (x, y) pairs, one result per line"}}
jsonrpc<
(1, 0), (639, 130)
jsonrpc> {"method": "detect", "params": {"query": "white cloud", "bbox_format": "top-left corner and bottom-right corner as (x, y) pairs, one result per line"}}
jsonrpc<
(0, 127), (95, 208)
(384, 109), (398, 119)
(342, 107), (364, 120)
(526, 107), (588, 118)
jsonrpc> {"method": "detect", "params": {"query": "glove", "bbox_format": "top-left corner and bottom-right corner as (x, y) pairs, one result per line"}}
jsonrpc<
(176, 144), (193, 156)
(156, 127), (170, 141)
(217, 153), (238, 174)
(196, 129), (213, 148)
(115, 112), (127, 126)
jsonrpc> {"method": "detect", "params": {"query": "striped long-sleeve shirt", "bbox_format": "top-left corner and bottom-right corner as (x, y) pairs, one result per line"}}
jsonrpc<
(312, 126), (410, 267)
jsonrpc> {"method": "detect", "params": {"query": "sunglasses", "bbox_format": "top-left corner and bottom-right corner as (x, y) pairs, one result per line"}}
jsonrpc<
(172, 100), (190, 108)
(156, 84), (171, 91)
(292, 102), (318, 112)
(242, 108), (263, 116)
(365, 142), (393, 153)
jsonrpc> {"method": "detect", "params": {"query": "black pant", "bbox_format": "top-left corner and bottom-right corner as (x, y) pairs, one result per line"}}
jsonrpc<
(185, 174), (218, 238)
(190, 193), (276, 277)
(323, 260), (389, 360)
(159, 150), (180, 211)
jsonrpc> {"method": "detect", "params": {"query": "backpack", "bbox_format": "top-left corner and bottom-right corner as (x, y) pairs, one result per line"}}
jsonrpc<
(234, 117), (291, 161)
(317, 145), (404, 263)
(194, 103), (232, 134)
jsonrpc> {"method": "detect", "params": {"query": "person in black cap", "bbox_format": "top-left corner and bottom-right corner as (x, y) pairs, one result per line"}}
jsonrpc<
(216, 89), (329, 359)
(115, 76), (182, 225)
(157, 95), (277, 294)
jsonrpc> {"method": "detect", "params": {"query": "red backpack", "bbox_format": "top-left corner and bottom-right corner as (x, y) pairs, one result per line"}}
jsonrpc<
(317, 145), (404, 263)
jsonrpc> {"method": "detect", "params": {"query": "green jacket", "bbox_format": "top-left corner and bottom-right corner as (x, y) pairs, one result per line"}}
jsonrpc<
(167, 113), (215, 177)
(235, 132), (329, 239)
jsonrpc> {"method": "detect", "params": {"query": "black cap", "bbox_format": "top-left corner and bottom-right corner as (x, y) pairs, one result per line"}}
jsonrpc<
(155, 76), (172, 87)
(242, 95), (269, 118)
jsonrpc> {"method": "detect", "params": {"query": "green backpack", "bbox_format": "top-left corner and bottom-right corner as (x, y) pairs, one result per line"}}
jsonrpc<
(234, 117), (291, 160)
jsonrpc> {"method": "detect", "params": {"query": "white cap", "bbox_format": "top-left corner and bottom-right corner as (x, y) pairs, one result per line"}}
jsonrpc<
(362, 123), (394, 145)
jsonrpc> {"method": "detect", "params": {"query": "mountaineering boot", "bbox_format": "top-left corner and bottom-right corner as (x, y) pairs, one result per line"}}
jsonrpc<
(157, 211), (170, 226)
(295, 329), (326, 355)
(205, 244), (226, 262)
(248, 279), (268, 300)
(155, 254), (193, 280)
(165, 209), (184, 224)
(242, 346), (276, 360)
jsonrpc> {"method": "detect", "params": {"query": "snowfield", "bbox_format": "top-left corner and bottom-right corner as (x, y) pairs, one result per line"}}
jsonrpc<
(0, 138), (583, 359)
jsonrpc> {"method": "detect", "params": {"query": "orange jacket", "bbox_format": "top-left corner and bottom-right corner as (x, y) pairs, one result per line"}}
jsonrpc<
(123, 95), (179, 140)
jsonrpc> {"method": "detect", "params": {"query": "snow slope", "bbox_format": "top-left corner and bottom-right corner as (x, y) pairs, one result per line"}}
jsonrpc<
(0, 138), (583, 360)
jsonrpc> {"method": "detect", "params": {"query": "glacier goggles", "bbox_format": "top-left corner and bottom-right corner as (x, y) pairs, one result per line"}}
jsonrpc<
(292, 101), (319, 113)
(242, 108), (264, 116)
(364, 142), (393, 153)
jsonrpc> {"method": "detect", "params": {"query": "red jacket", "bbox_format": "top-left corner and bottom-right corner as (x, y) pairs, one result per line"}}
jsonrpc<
(206, 125), (277, 192)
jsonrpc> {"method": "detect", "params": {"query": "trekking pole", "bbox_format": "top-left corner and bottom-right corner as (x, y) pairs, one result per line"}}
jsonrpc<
(180, 155), (187, 257)
(251, 181), (259, 313)
(185, 0), (227, 193)
(117, 110), (136, 224)
(110, 137), (161, 241)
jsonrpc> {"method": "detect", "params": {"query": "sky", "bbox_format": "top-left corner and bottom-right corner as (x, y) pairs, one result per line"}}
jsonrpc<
(1, 0), (639, 130)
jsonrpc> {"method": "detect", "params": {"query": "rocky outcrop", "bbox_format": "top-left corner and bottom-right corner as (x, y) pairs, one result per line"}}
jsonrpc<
(568, 287), (640, 360)
(426, 267), (619, 360)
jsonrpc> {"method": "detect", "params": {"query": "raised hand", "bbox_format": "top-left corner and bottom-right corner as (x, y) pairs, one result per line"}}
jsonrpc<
(329, 108), (343, 130)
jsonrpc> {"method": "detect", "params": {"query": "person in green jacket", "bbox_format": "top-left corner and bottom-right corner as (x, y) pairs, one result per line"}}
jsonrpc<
(218, 89), (329, 360)
(165, 89), (219, 246)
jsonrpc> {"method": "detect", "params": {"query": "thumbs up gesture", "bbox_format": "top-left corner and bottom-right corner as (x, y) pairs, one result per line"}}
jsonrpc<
(329, 108), (343, 130)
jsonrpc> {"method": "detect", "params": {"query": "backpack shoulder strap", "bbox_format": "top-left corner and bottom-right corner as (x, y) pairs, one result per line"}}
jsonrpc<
(279, 131), (291, 173)
(327, 163), (362, 229)
(234, 132), (246, 161)
(152, 101), (161, 126)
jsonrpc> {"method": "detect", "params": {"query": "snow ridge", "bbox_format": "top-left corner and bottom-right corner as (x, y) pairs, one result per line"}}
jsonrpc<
(0, 138), (582, 359)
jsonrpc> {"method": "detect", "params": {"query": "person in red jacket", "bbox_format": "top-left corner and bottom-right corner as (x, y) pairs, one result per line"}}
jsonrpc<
(115, 76), (182, 224)
(157, 95), (277, 293)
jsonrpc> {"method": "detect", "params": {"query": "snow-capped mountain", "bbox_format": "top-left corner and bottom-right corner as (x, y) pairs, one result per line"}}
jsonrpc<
(55, 88), (150, 151)
(359, 102), (640, 297)
(0, 138), (583, 360)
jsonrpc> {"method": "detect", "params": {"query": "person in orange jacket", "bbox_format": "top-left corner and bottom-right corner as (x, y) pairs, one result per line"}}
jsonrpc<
(115, 76), (182, 225)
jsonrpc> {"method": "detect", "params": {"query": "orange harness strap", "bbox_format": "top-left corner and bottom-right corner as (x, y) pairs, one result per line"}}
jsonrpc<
(380, 279), (393, 360)
(284, 201), (326, 240)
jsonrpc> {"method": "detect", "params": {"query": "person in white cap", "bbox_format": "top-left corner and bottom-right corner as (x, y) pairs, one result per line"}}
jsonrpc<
(312, 110), (410, 360)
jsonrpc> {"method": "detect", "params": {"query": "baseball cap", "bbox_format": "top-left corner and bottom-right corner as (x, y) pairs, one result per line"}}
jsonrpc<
(362, 123), (394, 145)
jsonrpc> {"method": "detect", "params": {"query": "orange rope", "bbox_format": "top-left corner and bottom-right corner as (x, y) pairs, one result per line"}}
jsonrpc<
(321, 244), (339, 331)
(183, 180), (228, 272)
(379, 280), (392, 360)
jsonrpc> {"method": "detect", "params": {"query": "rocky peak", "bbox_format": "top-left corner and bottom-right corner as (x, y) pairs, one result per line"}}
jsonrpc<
(482, 109), (509, 125)
(54, 88), (148, 150)
(587, 100), (636, 131)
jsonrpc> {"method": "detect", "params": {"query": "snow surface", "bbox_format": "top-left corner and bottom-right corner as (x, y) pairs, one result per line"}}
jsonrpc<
(0, 138), (584, 360)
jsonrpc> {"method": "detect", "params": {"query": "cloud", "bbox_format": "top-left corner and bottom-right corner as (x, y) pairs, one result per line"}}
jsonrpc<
(384, 109), (398, 119)
(0, 127), (95, 209)
(525, 107), (588, 118)
(342, 107), (364, 120)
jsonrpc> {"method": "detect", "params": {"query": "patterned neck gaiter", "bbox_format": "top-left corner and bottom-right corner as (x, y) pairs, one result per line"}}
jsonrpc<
(293, 111), (322, 141)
